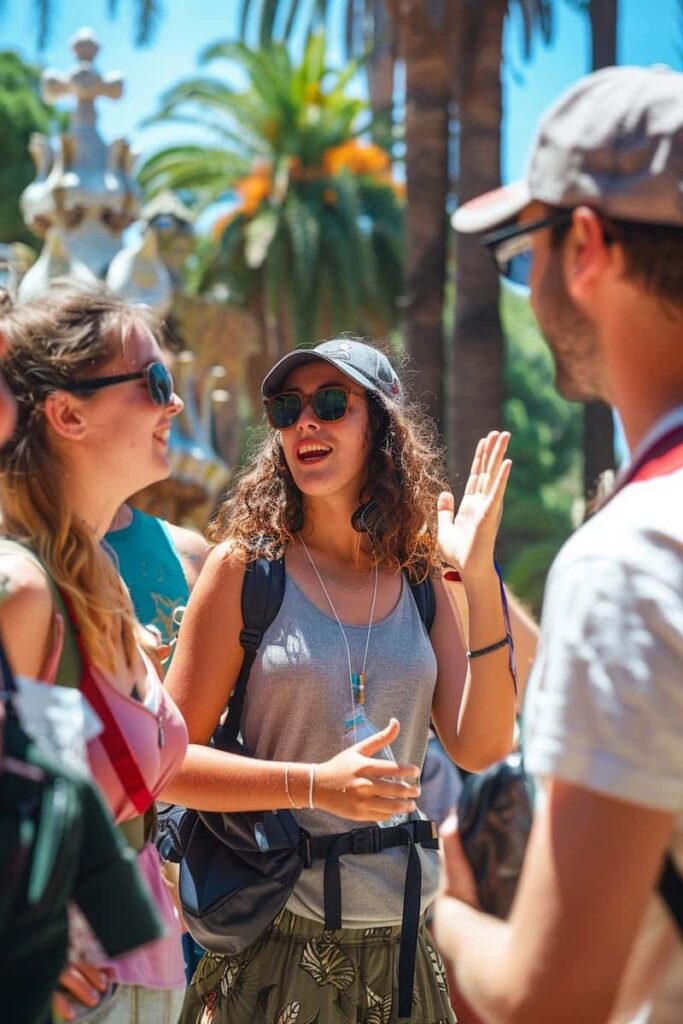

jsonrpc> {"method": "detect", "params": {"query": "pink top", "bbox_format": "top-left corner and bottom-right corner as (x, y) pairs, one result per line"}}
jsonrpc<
(44, 619), (188, 990)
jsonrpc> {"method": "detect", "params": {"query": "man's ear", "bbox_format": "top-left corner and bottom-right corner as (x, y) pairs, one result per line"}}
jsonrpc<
(564, 206), (612, 300)
(43, 391), (90, 441)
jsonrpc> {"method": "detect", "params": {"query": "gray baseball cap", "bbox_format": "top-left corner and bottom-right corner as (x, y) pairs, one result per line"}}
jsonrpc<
(261, 338), (403, 401)
(453, 65), (683, 234)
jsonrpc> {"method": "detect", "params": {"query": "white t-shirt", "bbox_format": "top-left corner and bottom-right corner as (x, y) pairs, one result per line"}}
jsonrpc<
(524, 407), (683, 1019)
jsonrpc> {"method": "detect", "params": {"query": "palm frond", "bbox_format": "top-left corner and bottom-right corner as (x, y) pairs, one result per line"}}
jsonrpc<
(138, 146), (248, 204)
(244, 207), (280, 269)
(35, 0), (50, 50)
(283, 190), (321, 291)
(134, 0), (163, 46)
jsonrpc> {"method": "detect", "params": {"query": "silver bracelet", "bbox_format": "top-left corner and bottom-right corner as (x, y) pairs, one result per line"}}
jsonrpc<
(308, 764), (316, 810)
(284, 763), (301, 809)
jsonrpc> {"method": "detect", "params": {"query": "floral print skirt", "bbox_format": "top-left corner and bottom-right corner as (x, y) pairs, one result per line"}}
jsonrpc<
(179, 907), (456, 1024)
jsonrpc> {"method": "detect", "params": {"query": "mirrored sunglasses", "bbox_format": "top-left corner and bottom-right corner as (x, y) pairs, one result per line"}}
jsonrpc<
(264, 386), (360, 430)
(63, 361), (175, 407)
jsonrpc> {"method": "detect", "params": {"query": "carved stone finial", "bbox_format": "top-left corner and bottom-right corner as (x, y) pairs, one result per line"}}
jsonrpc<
(42, 27), (124, 112)
(71, 27), (100, 63)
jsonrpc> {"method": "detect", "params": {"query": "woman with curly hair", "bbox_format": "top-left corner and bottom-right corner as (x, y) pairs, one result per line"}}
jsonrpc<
(165, 338), (517, 1024)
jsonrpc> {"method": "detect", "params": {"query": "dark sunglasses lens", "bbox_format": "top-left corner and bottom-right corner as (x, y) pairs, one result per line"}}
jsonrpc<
(311, 388), (348, 422)
(269, 393), (303, 428)
(501, 249), (533, 289)
(147, 363), (173, 405)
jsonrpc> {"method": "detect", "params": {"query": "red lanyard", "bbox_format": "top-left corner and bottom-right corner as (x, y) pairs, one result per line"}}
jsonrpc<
(608, 423), (683, 498)
(59, 589), (155, 815)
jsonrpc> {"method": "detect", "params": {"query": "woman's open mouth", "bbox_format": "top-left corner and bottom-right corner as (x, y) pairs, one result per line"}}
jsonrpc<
(296, 442), (332, 465)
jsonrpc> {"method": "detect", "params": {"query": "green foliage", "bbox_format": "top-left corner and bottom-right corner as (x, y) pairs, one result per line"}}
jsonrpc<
(0, 50), (62, 244)
(140, 34), (404, 346)
(498, 286), (582, 614)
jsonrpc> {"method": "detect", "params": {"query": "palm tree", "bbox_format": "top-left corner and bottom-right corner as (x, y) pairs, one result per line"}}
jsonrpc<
(450, 0), (552, 491)
(139, 35), (404, 359)
(237, 0), (553, 459)
(238, 0), (458, 430)
(567, 0), (617, 501)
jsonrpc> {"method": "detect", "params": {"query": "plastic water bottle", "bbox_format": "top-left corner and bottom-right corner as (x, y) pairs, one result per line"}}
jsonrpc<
(342, 707), (410, 828)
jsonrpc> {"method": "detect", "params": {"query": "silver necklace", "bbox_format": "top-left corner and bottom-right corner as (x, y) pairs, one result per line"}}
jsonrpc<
(316, 563), (373, 594)
(299, 535), (378, 713)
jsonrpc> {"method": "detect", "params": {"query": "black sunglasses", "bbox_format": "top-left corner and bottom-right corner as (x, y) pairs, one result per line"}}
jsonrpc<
(264, 386), (364, 430)
(62, 361), (175, 407)
(482, 210), (573, 286)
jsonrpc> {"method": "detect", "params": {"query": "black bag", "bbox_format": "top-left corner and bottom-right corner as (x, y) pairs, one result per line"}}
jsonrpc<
(158, 557), (439, 1010)
(159, 557), (298, 954)
(457, 752), (533, 919)
(458, 751), (683, 931)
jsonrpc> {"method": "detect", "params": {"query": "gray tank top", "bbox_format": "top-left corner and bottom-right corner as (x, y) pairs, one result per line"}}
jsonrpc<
(241, 568), (441, 926)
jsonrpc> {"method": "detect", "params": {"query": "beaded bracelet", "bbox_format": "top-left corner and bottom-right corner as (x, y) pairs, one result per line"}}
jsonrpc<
(466, 635), (510, 659)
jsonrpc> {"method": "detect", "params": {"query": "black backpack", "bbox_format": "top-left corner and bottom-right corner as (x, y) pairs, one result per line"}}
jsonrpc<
(158, 557), (438, 1020)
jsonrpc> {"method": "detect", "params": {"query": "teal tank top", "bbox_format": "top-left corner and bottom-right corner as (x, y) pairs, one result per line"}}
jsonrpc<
(104, 508), (189, 647)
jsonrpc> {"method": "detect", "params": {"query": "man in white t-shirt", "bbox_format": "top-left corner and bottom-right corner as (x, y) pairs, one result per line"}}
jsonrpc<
(433, 65), (683, 1023)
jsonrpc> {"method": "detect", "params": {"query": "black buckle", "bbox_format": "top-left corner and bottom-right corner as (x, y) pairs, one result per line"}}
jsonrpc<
(350, 826), (383, 856)
(239, 627), (262, 651)
(300, 832), (313, 868)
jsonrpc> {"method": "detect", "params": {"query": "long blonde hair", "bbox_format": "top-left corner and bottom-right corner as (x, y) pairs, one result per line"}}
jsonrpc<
(0, 284), (160, 673)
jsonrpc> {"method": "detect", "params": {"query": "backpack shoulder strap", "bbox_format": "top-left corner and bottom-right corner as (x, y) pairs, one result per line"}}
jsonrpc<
(218, 557), (287, 747)
(407, 574), (436, 634)
(658, 853), (683, 937)
(0, 537), (81, 687)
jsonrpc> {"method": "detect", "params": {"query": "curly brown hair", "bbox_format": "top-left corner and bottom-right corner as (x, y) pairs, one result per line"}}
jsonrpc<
(209, 348), (447, 581)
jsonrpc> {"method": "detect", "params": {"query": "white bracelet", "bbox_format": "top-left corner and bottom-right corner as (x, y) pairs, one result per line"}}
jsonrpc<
(284, 763), (301, 810)
(308, 764), (316, 810)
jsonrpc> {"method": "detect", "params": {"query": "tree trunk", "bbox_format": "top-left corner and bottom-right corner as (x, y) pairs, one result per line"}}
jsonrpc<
(450, 0), (506, 496)
(582, 0), (618, 505)
(390, 0), (460, 433)
(365, 0), (395, 141)
(590, 0), (618, 67)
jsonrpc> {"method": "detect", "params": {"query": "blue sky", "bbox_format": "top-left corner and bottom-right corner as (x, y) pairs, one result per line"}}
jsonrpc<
(2, 0), (681, 187)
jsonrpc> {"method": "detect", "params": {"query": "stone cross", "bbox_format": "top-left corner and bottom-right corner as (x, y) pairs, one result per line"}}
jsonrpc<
(42, 27), (123, 124)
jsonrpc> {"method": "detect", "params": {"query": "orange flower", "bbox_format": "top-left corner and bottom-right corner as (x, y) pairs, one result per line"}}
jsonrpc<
(322, 140), (391, 177)
(212, 210), (236, 241)
(234, 164), (273, 215)
(323, 187), (337, 205)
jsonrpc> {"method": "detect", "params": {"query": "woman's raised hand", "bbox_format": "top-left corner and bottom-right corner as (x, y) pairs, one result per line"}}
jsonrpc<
(437, 430), (511, 580)
(314, 718), (421, 822)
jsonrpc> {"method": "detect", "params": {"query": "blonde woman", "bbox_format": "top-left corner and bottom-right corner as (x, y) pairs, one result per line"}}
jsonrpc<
(0, 286), (189, 1023)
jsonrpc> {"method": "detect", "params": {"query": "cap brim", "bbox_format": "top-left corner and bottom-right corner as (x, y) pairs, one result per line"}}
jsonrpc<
(261, 350), (375, 399)
(451, 181), (532, 234)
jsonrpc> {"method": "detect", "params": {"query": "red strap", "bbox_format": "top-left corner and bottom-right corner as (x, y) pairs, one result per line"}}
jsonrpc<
(59, 589), (154, 814)
(631, 439), (683, 483)
(609, 424), (683, 498)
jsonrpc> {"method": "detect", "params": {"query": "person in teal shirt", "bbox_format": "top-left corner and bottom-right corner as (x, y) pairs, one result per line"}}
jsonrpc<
(104, 504), (208, 661)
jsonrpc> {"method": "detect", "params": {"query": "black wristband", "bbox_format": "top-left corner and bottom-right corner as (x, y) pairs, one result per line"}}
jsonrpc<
(466, 635), (510, 659)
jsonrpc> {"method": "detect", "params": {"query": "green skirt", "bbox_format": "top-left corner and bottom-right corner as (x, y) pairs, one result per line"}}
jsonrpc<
(180, 907), (456, 1024)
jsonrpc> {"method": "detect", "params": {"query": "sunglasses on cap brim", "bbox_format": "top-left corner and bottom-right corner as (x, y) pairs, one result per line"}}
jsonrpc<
(62, 361), (175, 407)
(264, 385), (365, 430)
